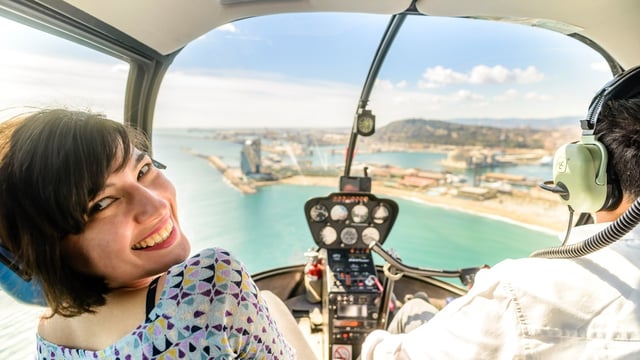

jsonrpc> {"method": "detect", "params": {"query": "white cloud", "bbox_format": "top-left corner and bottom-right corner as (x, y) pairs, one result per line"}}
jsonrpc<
(418, 65), (467, 88)
(523, 91), (551, 101)
(0, 50), (126, 117)
(451, 89), (484, 101)
(513, 66), (545, 83)
(469, 65), (511, 84)
(375, 79), (408, 90)
(591, 61), (610, 72)
(192, 23), (238, 43)
(367, 81), (584, 123)
(111, 63), (129, 74)
(494, 89), (519, 101)
(217, 23), (238, 33)
(0, 18), (23, 33)
(419, 65), (544, 88)
(493, 89), (550, 103)
(374, 79), (395, 90)
(154, 70), (358, 128)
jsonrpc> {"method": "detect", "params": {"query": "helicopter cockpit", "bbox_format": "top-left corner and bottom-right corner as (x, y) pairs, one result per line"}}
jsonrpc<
(1, 1), (640, 359)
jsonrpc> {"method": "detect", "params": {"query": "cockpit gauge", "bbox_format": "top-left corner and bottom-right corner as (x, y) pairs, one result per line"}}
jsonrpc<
(320, 226), (338, 245)
(304, 192), (398, 249)
(356, 109), (375, 137)
(361, 227), (380, 245)
(309, 204), (329, 222)
(330, 204), (349, 221)
(372, 204), (390, 224)
(340, 227), (358, 245)
(351, 204), (369, 223)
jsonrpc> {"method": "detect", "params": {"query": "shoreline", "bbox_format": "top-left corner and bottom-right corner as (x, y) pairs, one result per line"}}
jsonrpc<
(261, 175), (569, 237)
(198, 148), (569, 236)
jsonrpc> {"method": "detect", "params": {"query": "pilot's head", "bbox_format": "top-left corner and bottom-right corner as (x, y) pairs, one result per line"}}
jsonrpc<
(543, 66), (640, 217)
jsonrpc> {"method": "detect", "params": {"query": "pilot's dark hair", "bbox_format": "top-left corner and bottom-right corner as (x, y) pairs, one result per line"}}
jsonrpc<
(594, 95), (640, 202)
(0, 109), (149, 317)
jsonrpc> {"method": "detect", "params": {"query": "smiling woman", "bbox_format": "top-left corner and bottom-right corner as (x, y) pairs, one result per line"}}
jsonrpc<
(0, 110), (296, 358)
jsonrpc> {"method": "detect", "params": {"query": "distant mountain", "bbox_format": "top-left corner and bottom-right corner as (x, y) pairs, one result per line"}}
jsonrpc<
(375, 118), (569, 149)
(443, 116), (579, 129)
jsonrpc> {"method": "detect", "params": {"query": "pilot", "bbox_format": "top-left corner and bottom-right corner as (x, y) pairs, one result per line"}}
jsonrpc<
(361, 65), (640, 358)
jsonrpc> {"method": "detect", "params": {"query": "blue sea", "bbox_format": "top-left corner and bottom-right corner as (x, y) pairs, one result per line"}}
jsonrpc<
(0, 129), (560, 358)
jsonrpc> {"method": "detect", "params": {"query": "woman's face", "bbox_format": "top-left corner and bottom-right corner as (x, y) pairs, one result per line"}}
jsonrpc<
(64, 148), (191, 290)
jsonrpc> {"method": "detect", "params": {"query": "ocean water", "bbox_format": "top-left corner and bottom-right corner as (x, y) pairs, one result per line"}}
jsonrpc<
(0, 129), (560, 358)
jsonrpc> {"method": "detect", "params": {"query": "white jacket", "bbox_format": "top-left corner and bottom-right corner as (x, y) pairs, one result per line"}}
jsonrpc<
(361, 223), (640, 359)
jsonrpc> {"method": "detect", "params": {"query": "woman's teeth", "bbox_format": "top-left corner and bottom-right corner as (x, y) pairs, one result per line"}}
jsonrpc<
(132, 220), (173, 249)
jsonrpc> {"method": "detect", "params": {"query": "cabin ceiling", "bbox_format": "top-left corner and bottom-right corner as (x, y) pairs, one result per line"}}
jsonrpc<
(63, 0), (413, 55)
(22, 0), (640, 69)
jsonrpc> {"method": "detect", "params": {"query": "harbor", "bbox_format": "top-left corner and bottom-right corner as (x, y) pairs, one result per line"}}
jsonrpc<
(182, 139), (567, 233)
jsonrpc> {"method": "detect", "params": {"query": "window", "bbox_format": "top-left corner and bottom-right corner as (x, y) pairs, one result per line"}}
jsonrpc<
(0, 16), (128, 120)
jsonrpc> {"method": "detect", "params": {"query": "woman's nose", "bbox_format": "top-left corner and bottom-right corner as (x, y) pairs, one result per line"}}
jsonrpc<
(131, 185), (168, 223)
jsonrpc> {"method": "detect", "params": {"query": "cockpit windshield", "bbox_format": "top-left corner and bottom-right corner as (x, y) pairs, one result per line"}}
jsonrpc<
(149, 12), (611, 272)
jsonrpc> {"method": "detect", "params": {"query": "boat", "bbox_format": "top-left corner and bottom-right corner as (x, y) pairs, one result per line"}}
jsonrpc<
(0, 1), (639, 359)
(539, 155), (554, 166)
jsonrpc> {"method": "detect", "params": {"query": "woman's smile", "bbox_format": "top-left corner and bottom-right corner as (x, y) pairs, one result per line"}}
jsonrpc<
(132, 218), (176, 250)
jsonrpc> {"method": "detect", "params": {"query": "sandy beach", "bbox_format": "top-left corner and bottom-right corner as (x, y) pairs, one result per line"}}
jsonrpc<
(268, 175), (571, 235)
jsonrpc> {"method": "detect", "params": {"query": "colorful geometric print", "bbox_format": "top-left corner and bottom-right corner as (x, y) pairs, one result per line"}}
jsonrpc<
(36, 248), (295, 359)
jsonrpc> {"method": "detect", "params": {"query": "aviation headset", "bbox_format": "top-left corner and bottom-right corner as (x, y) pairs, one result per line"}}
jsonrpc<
(541, 65), (640, 213)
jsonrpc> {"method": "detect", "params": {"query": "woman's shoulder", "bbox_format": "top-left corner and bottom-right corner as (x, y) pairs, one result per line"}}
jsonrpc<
(163, 247), (250, 288)
(175, 247), (245, 271)
(155, 247), (260, 319)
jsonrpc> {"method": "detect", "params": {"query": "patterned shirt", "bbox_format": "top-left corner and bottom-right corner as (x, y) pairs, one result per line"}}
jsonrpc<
(36, 248), (295, 359)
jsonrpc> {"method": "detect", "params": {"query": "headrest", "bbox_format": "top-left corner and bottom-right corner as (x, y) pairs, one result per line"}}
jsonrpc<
(0, 245), (46, 306)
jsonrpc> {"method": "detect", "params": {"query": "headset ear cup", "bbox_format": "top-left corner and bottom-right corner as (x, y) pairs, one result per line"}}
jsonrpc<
(551, 140), (609, 213)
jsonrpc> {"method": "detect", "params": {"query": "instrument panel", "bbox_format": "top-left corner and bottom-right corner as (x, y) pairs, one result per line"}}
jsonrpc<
(304, 192), (398, 249)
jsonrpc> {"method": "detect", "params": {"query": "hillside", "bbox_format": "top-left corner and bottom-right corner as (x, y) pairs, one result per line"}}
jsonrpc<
(446, 116), (578, 129)
(374, 118), (579, 150)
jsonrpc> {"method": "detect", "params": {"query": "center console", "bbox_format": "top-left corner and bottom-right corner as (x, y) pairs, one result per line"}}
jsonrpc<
(325, 248), (379, 359)
(304, 192), (398, 360)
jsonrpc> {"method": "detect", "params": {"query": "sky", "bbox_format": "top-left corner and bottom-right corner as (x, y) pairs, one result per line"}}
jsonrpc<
(0, 12), (613, 128)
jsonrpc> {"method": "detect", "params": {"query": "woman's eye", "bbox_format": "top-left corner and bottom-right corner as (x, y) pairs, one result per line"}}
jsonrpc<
(89, 198), (115, 215)
(138, 163), (151, 180)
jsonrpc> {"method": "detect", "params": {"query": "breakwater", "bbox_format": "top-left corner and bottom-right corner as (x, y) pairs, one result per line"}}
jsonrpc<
(186, 149), (256, 194)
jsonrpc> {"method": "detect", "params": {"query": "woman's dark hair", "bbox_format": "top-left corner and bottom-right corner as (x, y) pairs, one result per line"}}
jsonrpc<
(0, 109), (149, 317)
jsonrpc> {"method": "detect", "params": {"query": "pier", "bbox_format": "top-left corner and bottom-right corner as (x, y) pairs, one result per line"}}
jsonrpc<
(186, 149), (257, 194)
(207, 155), (257, 194)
